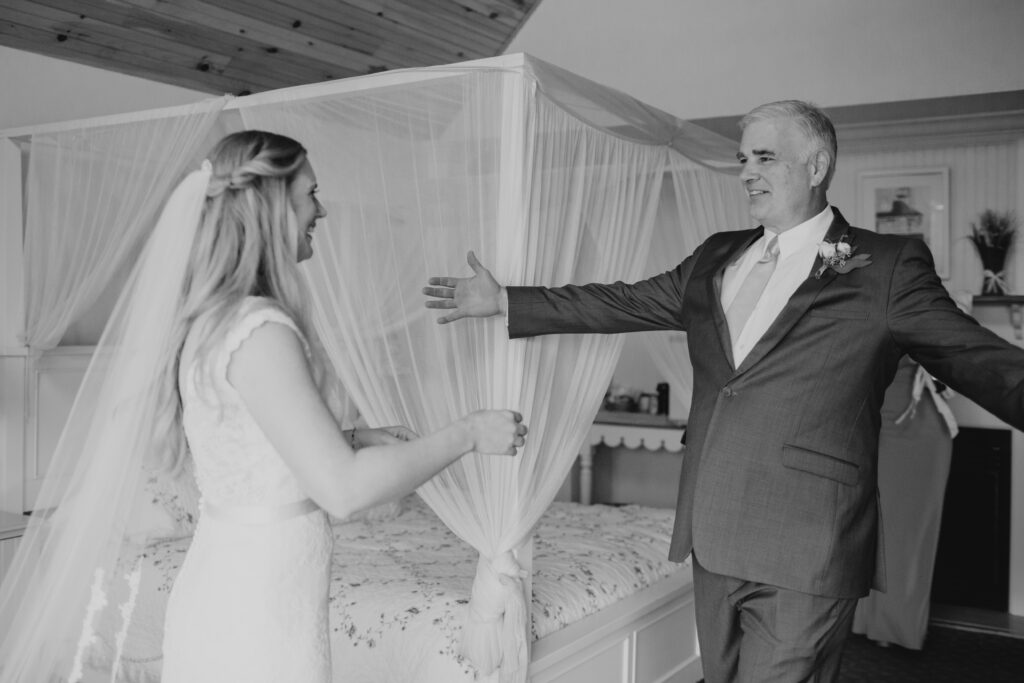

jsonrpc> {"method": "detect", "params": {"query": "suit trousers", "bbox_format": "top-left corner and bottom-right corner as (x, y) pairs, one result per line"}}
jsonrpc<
(692, 554), (858, 683)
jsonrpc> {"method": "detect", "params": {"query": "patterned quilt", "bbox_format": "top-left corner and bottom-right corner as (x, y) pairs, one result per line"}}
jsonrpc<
(93, 498), (687, 683)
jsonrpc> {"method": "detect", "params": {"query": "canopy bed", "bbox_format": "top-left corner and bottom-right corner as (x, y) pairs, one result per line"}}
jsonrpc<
(0, 53), (746, 683)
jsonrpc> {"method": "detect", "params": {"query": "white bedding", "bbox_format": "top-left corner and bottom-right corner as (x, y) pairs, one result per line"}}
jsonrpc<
(93, 497), (687, 683)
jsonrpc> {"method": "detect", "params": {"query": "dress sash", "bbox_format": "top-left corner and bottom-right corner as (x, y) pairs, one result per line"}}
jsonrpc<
(203, 498), (320, 525)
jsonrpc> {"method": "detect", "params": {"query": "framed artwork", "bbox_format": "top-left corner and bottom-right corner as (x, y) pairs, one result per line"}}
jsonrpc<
(857, 167), (950, 278)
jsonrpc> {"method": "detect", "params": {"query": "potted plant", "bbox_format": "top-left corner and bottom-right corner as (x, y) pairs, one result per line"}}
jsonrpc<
(968, 209), (1017, 295)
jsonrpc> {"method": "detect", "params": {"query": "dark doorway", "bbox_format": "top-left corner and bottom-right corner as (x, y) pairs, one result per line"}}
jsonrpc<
(931, 427), (1011, 611)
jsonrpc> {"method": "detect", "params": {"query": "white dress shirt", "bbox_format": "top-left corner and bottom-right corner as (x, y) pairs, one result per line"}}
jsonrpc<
(721, 207), (833, 366)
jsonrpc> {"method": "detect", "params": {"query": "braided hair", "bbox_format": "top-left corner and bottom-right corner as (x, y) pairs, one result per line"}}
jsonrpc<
(153, 130), (331, 474)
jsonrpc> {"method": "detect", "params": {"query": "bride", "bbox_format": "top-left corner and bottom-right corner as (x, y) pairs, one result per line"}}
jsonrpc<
(0, 130), (527, 683)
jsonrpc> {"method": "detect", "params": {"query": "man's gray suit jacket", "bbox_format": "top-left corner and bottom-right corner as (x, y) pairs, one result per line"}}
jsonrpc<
(507, 207), (1024, 599)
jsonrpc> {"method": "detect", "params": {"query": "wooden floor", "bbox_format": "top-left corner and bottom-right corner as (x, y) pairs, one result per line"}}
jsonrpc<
(930, 603), (1024, 639)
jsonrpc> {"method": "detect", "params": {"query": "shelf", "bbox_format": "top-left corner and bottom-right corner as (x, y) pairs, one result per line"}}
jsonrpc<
(594, 409), (685, 429)
(972, 295), (1024, 339)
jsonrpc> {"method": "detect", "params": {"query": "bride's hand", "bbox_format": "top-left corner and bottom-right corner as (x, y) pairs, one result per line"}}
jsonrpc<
(353, 426), (418, 448)
(458, 410), (527, 456)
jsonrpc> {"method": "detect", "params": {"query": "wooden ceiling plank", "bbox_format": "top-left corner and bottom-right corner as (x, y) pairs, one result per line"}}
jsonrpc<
(37, 0), (352, 78)
(400, 0), (509, 45)
(277, 0), (455, 65)
(369, 42), (452, 69)
(0, 0), (235, 71)
(7, 3), (403, 92)
(238, 0), (387, 58)
(209, 0), (380, 51)
(0, 21), (254, 93)
(278, 0), (524, 65)
(398, 8), (505, 54)
(340, 0), (500, 56)
(225, 52), (359, 88)
(335, 20), (468, 65)
(260, 0), (466, 65)
(0, 0), (335, 91)
(492, 0), (540, 53)
(438, 0), (522, 41)
(449, 0), (532, 28)
(0, 3), (325, 93)
(117, 0), (382, 70)
(204, 0), (439, 71)
(1, 0), (537, 94)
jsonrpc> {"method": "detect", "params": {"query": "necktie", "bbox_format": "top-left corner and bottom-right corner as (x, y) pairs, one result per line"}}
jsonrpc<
(726, 236), (779, 344)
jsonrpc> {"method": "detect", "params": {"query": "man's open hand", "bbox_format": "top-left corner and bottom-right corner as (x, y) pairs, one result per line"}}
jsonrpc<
(423, 251), (503, 324)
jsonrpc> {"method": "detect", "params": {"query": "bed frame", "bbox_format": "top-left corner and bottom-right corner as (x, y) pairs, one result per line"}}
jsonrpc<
(530, 565), (700, 683)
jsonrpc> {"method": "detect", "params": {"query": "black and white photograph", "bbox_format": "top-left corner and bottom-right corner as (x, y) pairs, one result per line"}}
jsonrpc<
(1, 2), (1023, 683)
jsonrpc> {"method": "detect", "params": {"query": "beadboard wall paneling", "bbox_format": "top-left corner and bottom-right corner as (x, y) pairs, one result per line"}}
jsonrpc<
(831, 140), (1021, 298)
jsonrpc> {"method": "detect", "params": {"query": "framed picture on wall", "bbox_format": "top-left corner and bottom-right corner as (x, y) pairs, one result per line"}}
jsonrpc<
(857, 167), (950, 279)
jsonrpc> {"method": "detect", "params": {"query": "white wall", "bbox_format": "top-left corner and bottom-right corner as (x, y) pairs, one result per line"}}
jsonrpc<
(508, 0), (1024, 120)
(0, 46), (208, 130)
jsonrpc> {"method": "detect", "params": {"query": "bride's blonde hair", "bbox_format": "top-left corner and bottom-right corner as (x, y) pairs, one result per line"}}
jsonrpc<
(154, 130), (332, 473)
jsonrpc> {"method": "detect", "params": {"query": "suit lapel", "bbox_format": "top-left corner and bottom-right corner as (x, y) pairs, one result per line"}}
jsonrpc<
(702, 228), (763, 369)
(733, 209), (851, 375)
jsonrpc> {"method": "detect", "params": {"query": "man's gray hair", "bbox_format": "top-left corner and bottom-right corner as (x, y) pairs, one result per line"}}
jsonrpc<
(739, 100), (837, 190)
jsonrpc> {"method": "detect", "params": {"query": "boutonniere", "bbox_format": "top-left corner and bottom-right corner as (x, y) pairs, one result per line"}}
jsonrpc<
(815, 235), (872, 279)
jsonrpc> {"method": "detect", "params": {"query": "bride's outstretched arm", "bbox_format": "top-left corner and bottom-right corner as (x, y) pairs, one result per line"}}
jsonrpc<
(228, 321), (527, 520)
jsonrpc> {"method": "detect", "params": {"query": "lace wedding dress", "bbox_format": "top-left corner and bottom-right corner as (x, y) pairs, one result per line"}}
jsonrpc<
(162, 298), (333, 683)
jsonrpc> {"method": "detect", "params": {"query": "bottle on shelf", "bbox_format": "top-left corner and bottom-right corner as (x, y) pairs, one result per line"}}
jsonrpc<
(656, 382), (670, 416)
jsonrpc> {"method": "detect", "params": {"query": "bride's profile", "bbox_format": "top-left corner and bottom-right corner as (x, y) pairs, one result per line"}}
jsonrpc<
(0, 130), (527, 683)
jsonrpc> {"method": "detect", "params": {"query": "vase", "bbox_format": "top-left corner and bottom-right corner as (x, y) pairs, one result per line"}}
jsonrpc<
(977, 246), (1009, 295)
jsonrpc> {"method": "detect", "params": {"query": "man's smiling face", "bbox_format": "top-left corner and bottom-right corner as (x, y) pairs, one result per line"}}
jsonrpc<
(737, 117), (824, 232)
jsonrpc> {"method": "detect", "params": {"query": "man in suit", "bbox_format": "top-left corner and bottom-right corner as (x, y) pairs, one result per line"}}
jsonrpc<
(422, 100), (1024, 682)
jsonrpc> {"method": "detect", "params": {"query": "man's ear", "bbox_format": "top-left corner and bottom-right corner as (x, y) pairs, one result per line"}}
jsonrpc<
(808, 149), (830, 188)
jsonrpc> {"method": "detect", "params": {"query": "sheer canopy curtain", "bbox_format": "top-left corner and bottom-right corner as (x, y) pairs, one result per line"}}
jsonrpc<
(0, 100), (227, 683)
(21, 98), (227, 349)
(240, 66), (670, 681)
(637, 163), (750, 415)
